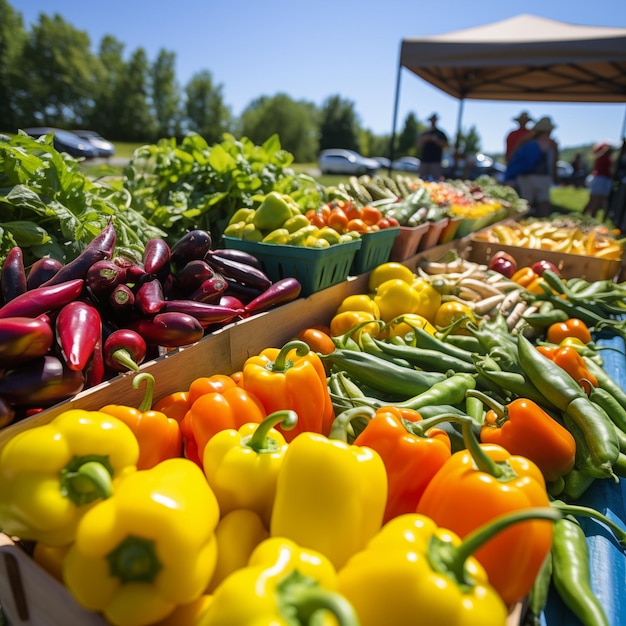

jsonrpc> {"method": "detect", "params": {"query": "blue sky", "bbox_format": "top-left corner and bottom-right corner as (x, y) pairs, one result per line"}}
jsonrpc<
(17, 0), (626, 154)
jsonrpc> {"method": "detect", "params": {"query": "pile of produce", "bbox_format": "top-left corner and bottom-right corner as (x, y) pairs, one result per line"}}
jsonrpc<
(2, 251), (626, 625)
(0, 222), (301, 426)
(328, 174), (527, 228)
(476, 216), (624, 260)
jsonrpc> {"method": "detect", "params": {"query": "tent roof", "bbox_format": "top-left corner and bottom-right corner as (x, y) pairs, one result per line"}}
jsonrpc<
(399, 14), (626, 103)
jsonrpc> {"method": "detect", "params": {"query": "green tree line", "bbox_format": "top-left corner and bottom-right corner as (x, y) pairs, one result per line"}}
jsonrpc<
(0, 0), (481, 162)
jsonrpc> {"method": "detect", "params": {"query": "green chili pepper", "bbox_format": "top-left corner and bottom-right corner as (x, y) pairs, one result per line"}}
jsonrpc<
(368, 336), (476, 374)
(588, 386), (626, 448)
(319, 349), (446, 399)
(563, 396), (619, 480)
(525, 552), (552, 626)
(524, 306), (569, 328)
(396, 319), (475, 363)
(551, 517), (610, 626)
(434, 331), (484, 354)
(517, 333), (584, 412)
(359, 333), (413, 368)
(583, 357), (626, 412)
(561, 468), (595, 502)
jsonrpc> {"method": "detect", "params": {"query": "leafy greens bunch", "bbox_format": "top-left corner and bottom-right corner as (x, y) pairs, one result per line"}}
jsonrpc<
(0, 132), (166, 267)
(123, 132), (323, 247)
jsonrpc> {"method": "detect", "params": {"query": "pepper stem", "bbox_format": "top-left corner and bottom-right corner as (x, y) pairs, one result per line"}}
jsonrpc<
(270, 340), (311, 372)
(432, 507), (561, 586)
(133, 372), (155, 412)
(244, 410), (298, 453)
(402, 413), (471, 438)
(461, 418), (509, 479)
(279, 571), (360, 626)
(328, 406), (375, 442)
(550, 500), (626, 548)
(60, 456), (114, 506)
(107, 535), (162, 583)
(111, 348), (140, 372)
(334, 320), (385, 349)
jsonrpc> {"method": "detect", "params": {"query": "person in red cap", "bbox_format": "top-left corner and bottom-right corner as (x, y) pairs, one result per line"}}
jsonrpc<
(584, 142), (615, 217)
(505, 111), (533, 163)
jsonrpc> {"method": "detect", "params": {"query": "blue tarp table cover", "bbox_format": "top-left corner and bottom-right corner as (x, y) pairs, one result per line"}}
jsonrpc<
(541, 331), (626, 625)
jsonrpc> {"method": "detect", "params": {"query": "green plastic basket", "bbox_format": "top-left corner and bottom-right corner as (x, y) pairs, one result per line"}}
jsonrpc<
(223, 237), (361, 296)
(350, 227), (400, 275)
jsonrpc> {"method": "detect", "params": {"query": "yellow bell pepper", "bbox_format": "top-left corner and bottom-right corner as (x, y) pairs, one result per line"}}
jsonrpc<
(373, 278), (441, 323)
(152, 595), (213, 626)
(0, 409), (139, 546)
(198, 536), (359, 626)
(329, 310), (380, 342)
(385, 313), (437, 338)
(337, 509), (560, 626)
(241, 340), (335, 442)
(63, 457), (220, 626)
(270, 431), (387, 570)
(207, 509), (269, 592)
(202, 410), (297, 527)
(335, 293), (381, 318)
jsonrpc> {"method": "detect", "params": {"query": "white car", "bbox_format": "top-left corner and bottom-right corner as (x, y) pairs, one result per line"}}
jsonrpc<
(318, 149), (380, 176)
(391, 156), (421, 172)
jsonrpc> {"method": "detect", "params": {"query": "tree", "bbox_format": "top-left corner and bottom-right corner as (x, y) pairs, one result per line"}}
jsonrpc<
(184, 70), (231, 145)
(455, 125), (481, 155)
(152, 49), (182, 139)
(89, 35), (127, 138)
(0, 0), (28, 130)
(238, 93), (318, 162)
(397, 112), (419, 156)
(19, 12), (97, 126)
(112, 47), (157, 142)
(318, 95), (361, 152)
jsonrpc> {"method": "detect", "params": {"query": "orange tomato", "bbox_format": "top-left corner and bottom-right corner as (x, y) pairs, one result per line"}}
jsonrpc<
(346, 218), (370, 233)
(328, 207), (349, 233)
(361, 206), (383, 226)
(296, 327), (336, 354)
(343, 202), (363, 221)
(308, 213), (327, 228)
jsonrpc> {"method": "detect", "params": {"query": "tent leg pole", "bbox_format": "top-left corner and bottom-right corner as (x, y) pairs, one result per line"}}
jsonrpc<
(453, 98), (465, 171)
(389, 52), (403, 173)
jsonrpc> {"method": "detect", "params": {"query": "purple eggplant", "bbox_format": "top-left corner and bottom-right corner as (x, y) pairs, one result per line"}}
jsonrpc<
(26, 257), (64, 290)
(206, 253), (271, 291)
(170, 230), (212, 274)
(135, 276), (166, 316)
(163, 300), (243, 327)
(175, 259), (216, 294)
(128, 312), (204, 348)
(244, 277), (302, 315)
(190, 274), (228, 303)
(206, 248), (263, 271)
(143, 238), (171, 279)
(1, 247), (28, 304)
(56, 300), (102, 371)
(0, 278), (84, 319)
(0, 316), (54, 366)
(0, 355), (85, 407)
(222, 277), (264, 304)
(86, 259), (128, 300)
(40, 219), (117, 286)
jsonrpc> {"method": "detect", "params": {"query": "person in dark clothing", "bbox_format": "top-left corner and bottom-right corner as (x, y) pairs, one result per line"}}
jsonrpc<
(570, 153), (587, 188)
(417, 113), (449, 180)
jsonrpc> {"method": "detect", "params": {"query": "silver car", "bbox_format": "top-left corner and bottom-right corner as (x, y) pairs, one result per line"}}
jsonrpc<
(318, 149), (380, 176)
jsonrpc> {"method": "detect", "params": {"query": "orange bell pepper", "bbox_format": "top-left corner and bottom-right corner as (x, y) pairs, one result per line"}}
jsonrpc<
(471, 389), (576, 483)
(100, 373), (182, 470)
(349, 405), (451, 522)
(152, 390), (191, 423)
(416, 419), (553, 608)
(241, 340), (335, 442)
(537, 344), (598, 394)
(546, 318), (592, 345)
(180, 374), (266, 465)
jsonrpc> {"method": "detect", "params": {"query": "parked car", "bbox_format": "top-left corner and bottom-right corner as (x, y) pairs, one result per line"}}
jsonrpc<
(318, 149), (380, 176)
(23, 127), (99, 159)
(443, 153), (506, 183)
(556, 160), (574, 185)
(372, 156), (392, 169)
(391, 156), (421, 173)
(71, 130), (116, 157)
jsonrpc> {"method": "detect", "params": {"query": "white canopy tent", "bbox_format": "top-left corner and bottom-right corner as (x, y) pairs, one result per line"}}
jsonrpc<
(391, 14), (626, 156)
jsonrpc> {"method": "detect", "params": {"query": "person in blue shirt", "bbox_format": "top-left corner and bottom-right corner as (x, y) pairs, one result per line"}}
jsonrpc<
(504, 116), (559, 218)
